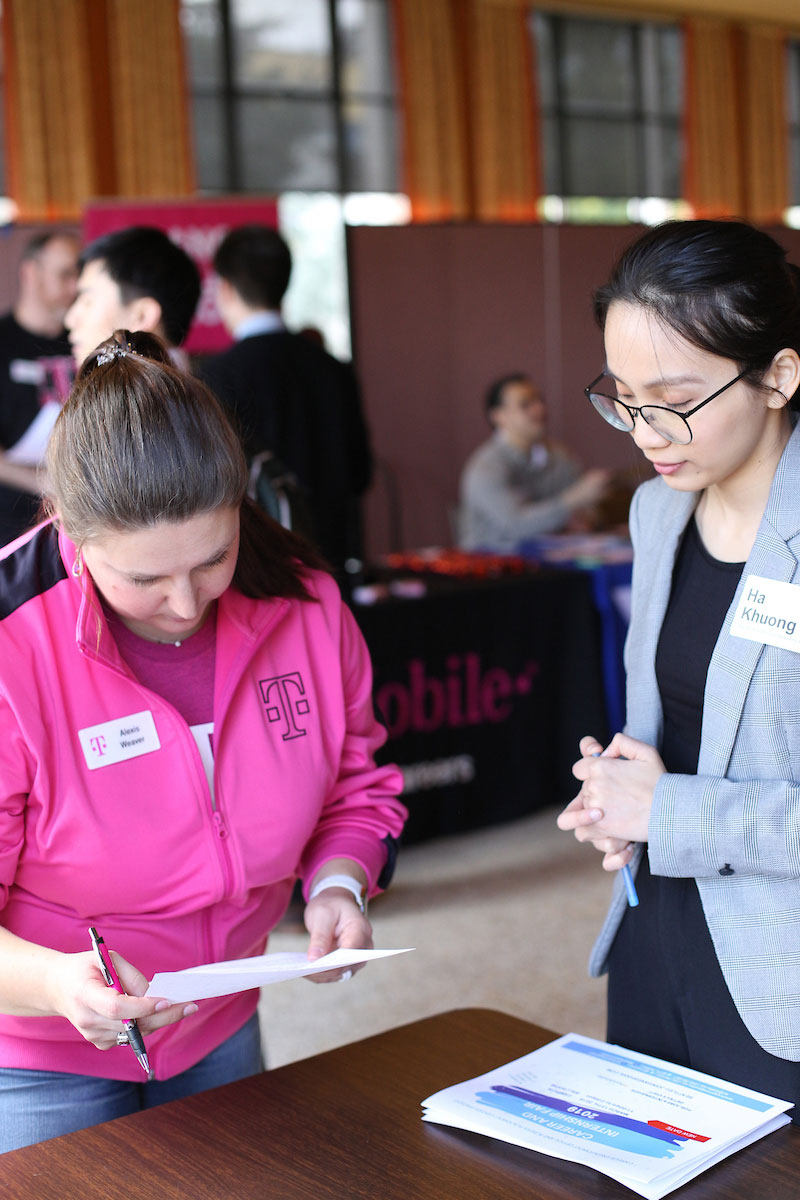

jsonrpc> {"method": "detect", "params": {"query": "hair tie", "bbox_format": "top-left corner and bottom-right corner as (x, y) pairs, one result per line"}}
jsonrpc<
(96, 342), (136, 366)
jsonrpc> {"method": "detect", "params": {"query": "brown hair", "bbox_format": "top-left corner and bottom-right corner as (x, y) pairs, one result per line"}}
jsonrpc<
(46, 330), (326, 600)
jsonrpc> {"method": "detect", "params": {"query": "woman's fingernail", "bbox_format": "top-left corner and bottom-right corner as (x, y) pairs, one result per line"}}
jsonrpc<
(154, 1000), (170, 1012)
(588, 809), (603, 820)
(183, 1003), (199, 1016)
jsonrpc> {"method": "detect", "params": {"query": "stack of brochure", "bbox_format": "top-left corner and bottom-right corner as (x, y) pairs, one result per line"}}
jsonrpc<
(421, 1033), (792, 1199)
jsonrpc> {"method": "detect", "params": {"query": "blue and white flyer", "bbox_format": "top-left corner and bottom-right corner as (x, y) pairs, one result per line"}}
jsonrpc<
(421, 1033), (792, 1198)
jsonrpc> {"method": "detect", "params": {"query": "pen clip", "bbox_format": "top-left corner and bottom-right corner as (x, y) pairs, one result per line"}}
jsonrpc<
(88, 925), (115, 988)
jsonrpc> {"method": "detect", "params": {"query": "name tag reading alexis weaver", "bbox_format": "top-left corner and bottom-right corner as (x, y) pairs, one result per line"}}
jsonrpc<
(730, 574), (800, 654)
(78, 710), (161, 770)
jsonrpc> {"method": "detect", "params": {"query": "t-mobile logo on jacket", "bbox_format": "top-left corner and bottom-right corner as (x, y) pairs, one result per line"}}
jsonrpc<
(258, 672), (310, 741)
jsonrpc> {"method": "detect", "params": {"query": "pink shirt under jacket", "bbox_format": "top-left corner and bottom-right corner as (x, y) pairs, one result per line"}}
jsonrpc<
(0, 522), (406, 1080)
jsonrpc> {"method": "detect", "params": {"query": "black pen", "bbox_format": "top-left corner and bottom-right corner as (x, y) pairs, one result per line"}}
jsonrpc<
(88, 926), (151, 1077)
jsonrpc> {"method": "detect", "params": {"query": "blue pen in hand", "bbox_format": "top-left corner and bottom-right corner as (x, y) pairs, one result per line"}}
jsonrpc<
(620, 862), (639, 908)
(591, 752), (640, 908)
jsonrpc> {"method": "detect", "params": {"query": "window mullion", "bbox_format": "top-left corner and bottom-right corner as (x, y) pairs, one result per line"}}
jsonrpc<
(328, 0), (349, 195)
(552, 17), (568, 196)
(219, 0), (241, 191)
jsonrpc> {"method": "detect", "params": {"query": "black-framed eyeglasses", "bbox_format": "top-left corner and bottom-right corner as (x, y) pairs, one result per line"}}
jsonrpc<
(584, 367), (752, 445)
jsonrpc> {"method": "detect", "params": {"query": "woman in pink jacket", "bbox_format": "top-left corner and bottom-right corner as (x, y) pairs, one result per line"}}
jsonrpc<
(0, 330), (406, 1152)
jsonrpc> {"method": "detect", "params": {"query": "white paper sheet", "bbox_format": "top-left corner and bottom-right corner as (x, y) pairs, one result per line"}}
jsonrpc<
(4, 400), (61, 464)
(146, 947), (413, 1002)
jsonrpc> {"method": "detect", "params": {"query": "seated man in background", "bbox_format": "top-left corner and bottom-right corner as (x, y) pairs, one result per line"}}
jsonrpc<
(0, 230), (79, 544)
(65, 225), (201, 368)
(458, 373), (611, 552)
(198, 224), (372, 570)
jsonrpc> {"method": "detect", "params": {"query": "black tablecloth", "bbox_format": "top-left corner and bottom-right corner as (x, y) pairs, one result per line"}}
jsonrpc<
(352, 570), (609, 843)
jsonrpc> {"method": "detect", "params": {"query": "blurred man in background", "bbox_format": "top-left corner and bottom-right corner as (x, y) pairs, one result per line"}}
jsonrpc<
(0, 231), (79, 543)
(458, 373), (611, 552)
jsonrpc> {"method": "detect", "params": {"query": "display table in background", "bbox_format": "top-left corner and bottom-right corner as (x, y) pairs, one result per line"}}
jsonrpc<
(352, 565), (609, 843)
(517, 535), (633, 735)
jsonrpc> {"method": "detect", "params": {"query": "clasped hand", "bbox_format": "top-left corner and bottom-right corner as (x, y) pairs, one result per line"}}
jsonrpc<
(557, 732), (665, 871)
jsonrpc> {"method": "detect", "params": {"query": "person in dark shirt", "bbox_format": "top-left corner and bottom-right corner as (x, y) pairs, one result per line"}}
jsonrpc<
(0, 231), (79, 543)
(198, 224), (373, 569)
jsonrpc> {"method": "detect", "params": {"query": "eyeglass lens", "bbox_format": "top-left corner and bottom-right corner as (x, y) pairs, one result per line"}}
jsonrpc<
(588, 383), (692, 445)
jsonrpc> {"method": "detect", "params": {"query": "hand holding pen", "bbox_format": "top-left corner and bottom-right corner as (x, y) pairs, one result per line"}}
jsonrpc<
(589, 753), (639, 907)
(559, 732), (666, 904)
(88, 926), (151, 1077)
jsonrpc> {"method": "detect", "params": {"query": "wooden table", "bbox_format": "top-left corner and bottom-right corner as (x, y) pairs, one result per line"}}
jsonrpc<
(1, 1008), (797, 1199)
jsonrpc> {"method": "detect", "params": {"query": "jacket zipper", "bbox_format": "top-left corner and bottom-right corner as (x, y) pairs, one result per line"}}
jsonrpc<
(76, 580), (291, 966)
(77, 634), (237, 923)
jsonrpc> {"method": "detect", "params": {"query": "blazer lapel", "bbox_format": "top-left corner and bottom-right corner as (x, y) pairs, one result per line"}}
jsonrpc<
(625, 488), (695, 746)
(699, 422), (800, 777)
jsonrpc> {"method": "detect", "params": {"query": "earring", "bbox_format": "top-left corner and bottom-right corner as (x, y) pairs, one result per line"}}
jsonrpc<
(71, 551), (84, 578)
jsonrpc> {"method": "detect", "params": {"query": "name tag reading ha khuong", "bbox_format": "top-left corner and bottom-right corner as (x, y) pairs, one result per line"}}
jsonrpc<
(78, 710), (161, 769)
(730, 574), (800, 653)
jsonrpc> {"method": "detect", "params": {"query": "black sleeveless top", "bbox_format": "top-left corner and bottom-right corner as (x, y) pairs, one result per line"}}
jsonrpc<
(655, 517), (744, 773)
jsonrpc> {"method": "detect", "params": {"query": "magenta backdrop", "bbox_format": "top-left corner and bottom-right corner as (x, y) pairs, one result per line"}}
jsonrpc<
(82, 197), (278, 355)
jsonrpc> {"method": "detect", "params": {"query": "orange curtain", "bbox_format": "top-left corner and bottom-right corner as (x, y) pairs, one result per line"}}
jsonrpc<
(392, 0), (541, 221)
(467, 0), (541, 220)
(3, 0), (195, 222)
(684, 16), (789, 223)
(684, 18), (743, 218)
(106, 0), (195, 199)
(392, 0), (471, 221)
(3, 0), (98, 221)
(740, 25), (789, 225)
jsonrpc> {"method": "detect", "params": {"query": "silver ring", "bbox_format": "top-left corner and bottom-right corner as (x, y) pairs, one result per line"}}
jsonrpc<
(116, 1031), (129, 1046)
(339, 969), (353, 983)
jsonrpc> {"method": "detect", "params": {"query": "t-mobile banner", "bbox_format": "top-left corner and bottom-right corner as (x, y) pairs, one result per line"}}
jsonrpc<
(82, 198), (279, 355)
(354, 571), (609, 844)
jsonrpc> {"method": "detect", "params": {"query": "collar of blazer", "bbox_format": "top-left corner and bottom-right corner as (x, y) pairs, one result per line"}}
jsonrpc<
(701, 420), (800, 776)
(761, 417), (800, 545)
(625, 420), (800, 774)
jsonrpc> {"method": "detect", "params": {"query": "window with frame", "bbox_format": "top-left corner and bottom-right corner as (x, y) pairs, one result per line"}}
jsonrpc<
(180, 0), (401, 195)
(180, 0), (408, 359)
(531, 11), (685, 222)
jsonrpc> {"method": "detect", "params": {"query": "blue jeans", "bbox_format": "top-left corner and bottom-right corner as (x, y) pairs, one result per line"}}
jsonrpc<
(0, 1012), (263, 1154)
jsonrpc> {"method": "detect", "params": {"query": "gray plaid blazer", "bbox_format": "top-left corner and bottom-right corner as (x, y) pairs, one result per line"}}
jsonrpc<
(589, 420), (800, 1060)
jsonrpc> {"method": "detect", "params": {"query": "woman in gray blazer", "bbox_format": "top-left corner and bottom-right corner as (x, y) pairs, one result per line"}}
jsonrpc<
(559, 219), (800, 1116)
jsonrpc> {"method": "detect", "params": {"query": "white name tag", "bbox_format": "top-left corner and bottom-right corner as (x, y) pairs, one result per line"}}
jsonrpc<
(730, 574), (800, 653)
(190, 721), (215, 803)
(9, 358), (45, 385)
(78, 710), (161, 770)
